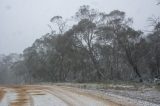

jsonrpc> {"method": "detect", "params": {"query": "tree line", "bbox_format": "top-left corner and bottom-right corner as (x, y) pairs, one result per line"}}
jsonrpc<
(2, 5), (160, 84)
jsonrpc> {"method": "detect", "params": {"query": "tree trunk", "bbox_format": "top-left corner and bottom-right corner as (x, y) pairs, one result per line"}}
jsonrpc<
(124, 46), (143, 82)
(133, 65), (143, 82)
(88, 49), (104, 81)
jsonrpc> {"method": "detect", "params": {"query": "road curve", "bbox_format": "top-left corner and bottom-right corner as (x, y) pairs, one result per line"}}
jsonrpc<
(0, 85), (126, 106)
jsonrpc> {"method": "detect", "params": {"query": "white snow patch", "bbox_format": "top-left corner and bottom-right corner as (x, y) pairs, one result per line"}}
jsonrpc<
(0, 89), (17, 106)
(31, 92), (67, 106)
(105, 92), (159, 106)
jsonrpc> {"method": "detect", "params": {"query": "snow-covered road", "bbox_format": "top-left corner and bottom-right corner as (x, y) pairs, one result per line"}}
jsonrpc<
(0, 85), (127, 106)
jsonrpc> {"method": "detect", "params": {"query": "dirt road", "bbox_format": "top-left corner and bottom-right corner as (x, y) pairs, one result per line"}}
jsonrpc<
(0, 85), (131, 106)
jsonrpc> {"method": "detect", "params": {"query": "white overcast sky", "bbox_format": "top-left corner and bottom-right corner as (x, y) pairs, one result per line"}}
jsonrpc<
(0, 0), (160, 54)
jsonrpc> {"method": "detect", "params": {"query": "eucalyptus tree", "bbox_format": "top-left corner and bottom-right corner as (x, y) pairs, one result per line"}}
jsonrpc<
(96, 10), (144, 82)
(50, 16), (67, 34)
(71, 6), (106, 80)
(147, 21), (160, 79)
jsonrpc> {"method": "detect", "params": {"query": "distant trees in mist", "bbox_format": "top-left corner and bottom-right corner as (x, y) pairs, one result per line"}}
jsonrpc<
(0, 5), (160, 84)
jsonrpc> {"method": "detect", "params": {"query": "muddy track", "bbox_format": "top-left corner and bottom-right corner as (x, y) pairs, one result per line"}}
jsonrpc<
(0, 85), (131, 106)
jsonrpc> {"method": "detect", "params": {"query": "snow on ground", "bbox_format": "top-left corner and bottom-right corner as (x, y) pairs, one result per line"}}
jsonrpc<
(0, 89), (17, 106)
(47, 85), (118, 106)
(105, 92), (160, 106)
(2, 85), (159, 106)
(30, 91), (67, 106)
(47, 88), (107, 106)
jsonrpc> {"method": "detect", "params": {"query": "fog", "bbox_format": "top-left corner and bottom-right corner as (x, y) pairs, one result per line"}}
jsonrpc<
(0, 0), (160, 54)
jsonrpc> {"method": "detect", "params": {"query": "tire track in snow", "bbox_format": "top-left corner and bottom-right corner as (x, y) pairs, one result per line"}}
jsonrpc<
(28, 86), (68, 106)
(0, 85), (126, 106)
(42, 85), (121, 106)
